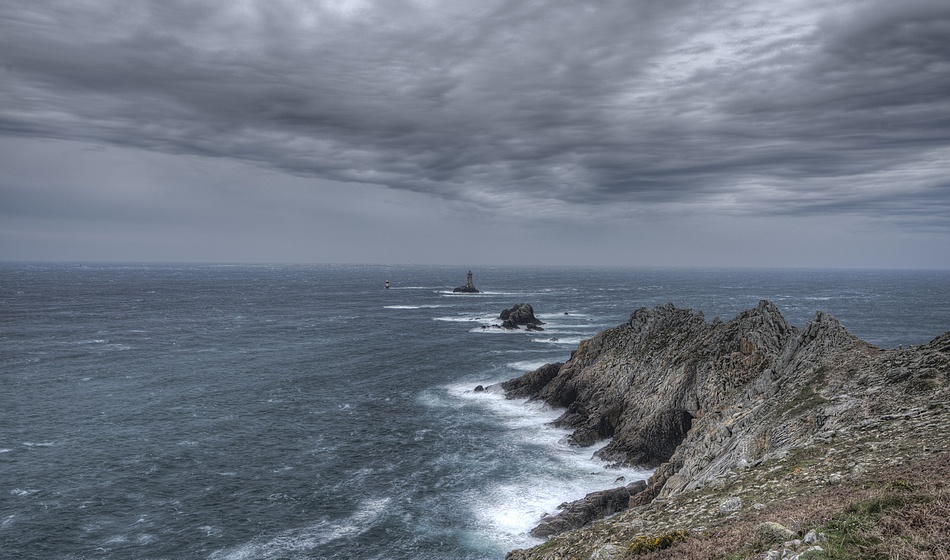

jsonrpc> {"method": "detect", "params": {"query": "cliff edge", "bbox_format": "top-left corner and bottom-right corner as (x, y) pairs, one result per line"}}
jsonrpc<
(504, 301), (949, 559)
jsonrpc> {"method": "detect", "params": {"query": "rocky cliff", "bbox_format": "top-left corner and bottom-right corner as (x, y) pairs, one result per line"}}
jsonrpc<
(503, 301), (949, 559)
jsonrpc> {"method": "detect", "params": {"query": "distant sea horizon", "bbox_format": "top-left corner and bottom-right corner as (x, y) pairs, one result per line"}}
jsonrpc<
(6, 259), (950, 271)
(2, 263), (948, 559)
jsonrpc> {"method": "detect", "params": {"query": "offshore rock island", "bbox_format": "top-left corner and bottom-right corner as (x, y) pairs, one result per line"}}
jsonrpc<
(502, 301), (950, 560)
(453, 270), (480, 293)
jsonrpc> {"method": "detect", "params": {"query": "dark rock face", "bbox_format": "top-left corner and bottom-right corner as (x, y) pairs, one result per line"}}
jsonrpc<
(512, 300), (797, 467)
(530, 480), (647, 538)
(453, 270), (480, 293)
(501, 362), (563, 399)
(502, 300), (897, 504)
(505, 301), (950, 556)
(499, 303), (544, 330)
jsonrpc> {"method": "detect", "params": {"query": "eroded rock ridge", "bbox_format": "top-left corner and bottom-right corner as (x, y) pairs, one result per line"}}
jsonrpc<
(502, 300), (950, 552)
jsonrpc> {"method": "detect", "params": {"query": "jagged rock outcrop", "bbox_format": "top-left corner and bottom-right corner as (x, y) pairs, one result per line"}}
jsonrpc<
(502, 300), (950, 551)
(531, 480), (647, 538)
(502, 362), (563, 399)
(499, 303), (544, 330)
(453, 270), (480, 293)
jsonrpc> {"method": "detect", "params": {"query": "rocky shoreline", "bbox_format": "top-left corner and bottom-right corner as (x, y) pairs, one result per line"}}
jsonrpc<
(499, 301), (949, 559)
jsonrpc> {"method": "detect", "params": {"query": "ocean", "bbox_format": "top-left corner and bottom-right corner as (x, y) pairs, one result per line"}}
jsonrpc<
(2, 264), (948, 559)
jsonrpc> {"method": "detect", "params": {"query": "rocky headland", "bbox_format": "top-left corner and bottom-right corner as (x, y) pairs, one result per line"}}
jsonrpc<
(501, 301), (949, 560)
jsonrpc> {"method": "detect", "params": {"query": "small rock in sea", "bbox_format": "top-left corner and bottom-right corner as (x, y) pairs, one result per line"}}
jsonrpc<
(474, 385), (485, 392)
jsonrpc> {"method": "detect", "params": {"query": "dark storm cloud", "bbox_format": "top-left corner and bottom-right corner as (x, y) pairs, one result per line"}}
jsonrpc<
(1, 0), (949, 224)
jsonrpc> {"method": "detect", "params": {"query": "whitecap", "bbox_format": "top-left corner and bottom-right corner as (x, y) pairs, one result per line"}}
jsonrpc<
(469, 326), (533, 334)
(199, 525), (222, 537)
(441, 383), (653, 549)
(104, 535), (129, 544)
(533, 336), (585, 345)
(467, 439), (650, 549)
(507, 359), (553, 372)
(208, 498), (391, 560)
(0, 448), (11, 453)
(433, 315), (497, 323)
(22, 441), (54, 448)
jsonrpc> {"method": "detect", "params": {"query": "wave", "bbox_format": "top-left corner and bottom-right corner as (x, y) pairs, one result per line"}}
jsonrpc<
(507, 359), (554, 372)
(208, 498), (391, 560)
(383, 305), (447, 310)
(433, 315), (498, 323)
(441, 383), (652, 550)
(532, 336), (586, 346)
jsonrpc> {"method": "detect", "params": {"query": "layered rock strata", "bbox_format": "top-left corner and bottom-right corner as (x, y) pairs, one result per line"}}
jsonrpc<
(501, 300), (950, 553)
(531, 480), (647, 538)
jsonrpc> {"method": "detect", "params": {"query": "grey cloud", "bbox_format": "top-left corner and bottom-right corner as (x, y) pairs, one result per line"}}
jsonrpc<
(1, 0), (949, 227)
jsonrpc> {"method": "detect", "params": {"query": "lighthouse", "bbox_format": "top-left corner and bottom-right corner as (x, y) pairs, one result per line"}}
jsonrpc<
(453, 270), (480, 293)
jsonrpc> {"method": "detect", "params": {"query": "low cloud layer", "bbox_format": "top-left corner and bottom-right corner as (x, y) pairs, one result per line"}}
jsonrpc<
(2, 0), (949, 234)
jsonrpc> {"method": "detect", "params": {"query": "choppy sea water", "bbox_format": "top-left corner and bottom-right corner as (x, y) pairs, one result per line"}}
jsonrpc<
(2, 264), (948, 559)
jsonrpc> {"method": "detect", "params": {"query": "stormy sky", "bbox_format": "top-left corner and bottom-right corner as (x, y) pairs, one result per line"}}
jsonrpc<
(2, 0), (949, 267)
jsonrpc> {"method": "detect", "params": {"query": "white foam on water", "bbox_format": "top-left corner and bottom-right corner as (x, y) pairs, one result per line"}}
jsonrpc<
(383, 304), (447, 309)
(22, 441), (54, 447)
(469, 326), (535, 335)
(104, 535), (129, 544)
(200, 525), (223, 537)
(507, 359), (554, 372)
(2, 515), (14, 529)
(433, 315), (491, 323)
(444, 382), (653, 550)
(469, 439), (651, 549)
(0, 448), (11, 453)
(208, 497), (391, 560)
(532, 336), (585, 346)
(437, 290), (519, 296)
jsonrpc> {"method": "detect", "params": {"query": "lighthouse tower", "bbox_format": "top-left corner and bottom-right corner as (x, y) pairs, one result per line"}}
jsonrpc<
(453, 270), (480, 293)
